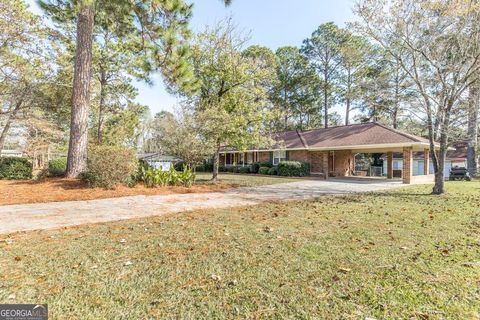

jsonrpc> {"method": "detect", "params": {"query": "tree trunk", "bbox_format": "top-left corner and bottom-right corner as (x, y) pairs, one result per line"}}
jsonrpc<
(432, 101), (453, 195)
(0, 100), (22, 151)
(97, 73), (106, 144)
(324, 81), (328, 128)
(467, 82), (479, 176)
(66, 1), (95, 178)
(212, 142), (220, 182)
(345, 69), (351, 126)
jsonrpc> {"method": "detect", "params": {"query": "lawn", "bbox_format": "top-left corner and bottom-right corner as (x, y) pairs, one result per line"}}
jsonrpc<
(0, 173), (296, 205)
(0, 182), (479, 319)
(195, 172), (300, 187)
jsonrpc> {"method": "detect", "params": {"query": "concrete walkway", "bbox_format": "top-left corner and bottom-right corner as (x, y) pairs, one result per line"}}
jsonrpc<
(0, 178), (402, 234)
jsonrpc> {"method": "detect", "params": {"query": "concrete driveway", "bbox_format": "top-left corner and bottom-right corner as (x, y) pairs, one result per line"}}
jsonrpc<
(0, 178), (402, 234)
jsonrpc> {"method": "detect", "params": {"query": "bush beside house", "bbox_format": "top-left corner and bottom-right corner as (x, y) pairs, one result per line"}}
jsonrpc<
(258, 166), (270, 175)
(0, 157), (32, 180)
(278, 161), (310, 177)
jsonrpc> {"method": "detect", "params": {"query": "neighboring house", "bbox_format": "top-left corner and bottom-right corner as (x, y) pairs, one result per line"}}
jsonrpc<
(220, 122), (440, 184)
(381, 141), (468, 178)
(0, 149), (23, 157)
(138, 153), (181, 171)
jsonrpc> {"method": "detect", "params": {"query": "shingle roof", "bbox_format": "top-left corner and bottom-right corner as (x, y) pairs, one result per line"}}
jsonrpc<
(271, 122), (431, 150)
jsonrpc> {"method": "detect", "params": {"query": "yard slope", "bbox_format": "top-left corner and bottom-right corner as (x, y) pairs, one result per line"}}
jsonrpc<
(0, 182), (479, 319)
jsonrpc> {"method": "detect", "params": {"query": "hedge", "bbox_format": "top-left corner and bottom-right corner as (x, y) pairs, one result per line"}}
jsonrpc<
(258, 166), (270, 175)
(48, 157), (67, 177)
(0, 157), (32, 180)
(238, 166), (250, 174)
(267, 167), (278, 175)
(278, 161), (310, 177)
(251, 161), (272, 173)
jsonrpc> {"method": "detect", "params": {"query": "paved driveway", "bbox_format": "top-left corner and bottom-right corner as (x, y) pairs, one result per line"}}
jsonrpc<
(0, 178), (402, 234)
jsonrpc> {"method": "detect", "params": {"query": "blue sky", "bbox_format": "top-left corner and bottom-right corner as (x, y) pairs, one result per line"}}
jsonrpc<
(27, 0), (356, 116)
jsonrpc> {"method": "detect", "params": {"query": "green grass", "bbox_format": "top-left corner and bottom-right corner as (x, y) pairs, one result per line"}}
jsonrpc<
(195, 172), (299, 187)
(1, 182), (480, 319)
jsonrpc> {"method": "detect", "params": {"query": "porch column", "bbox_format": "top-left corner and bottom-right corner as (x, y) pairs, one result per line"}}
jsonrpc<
(387, 151), (393, 179)
(322, 151), (329, 180)
(423, 148), (429, 175)
(403, 147), (413, 184)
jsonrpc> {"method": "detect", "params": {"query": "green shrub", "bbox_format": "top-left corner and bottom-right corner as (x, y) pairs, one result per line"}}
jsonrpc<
(258, 166), (270, 175)
(0, 157), (32, 180)
(268, 166), (278, 175)
(48, 157), (67, 177)
(139, 165), (195, 188)
(218, 165), (226, 172)
(81, 145), (137, 189)
(251, 162), (272, 173)
(238, 166), (250, 174)
(177, 165), (196, 187)
(226, 166), (235, 173)
(278, 161), (310, 177)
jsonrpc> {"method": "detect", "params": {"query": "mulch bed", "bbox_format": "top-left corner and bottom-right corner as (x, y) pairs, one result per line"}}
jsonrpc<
(0, 178), (231, 206)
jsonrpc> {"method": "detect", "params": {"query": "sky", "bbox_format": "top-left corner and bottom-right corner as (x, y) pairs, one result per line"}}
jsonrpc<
(27, 0), (356, 116)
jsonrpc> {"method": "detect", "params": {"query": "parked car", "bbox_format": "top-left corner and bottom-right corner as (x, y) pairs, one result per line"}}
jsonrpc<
(449, 166), (471, 181)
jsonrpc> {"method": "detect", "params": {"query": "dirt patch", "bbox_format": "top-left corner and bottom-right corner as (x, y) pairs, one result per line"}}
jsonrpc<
(0, 178), (232, 206)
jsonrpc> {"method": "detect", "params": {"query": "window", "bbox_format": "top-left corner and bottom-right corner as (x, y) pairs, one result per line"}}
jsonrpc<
(273, 150), (286, 165)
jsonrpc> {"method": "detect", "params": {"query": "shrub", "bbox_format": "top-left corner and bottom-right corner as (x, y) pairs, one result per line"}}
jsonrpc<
(238, 166), (250, 174)
(258, 166), (270, 175)
(226, 166), (235, 173)
(139, 165), (195, 188)
(251, 162), (261, 173)
(203, 162), (213, 172)
(218, 165), (226, 172)
(251, 161), (272, 173)
(278, 161), (310, 177)
(177, 165), (196, 187)
(0, 157), (32, 180)
(81, 145), (137, 189)
(48, 157), (67, 177)
(268, 166), (278, 175)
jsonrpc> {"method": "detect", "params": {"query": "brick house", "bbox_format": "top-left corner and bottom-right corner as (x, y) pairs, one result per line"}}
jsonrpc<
(219, 122), (440, 184)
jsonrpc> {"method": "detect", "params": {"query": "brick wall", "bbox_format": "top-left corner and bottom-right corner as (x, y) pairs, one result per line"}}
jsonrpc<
(403, 147), (413, 184)
(258, 151), (270, 162)
(288, 150), (309, 162)
(332, 150), (354, 176)
(309, 151), (325, 173)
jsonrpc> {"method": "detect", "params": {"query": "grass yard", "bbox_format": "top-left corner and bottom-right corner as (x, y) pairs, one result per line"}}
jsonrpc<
(195, 172), (300, 187)
(0, 173), (295, 205)
(1, 182), (479, 319)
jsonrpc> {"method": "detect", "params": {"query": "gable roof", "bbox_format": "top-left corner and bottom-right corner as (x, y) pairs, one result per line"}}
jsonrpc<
(270, 122), (432, 150)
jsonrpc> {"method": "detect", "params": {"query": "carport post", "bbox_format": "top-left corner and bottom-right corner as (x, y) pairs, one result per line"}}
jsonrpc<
(403, 147), (413, 184)
(423, 148), (429, 175)
(322, 151), (329, 180)
(387, 151), (393, 179)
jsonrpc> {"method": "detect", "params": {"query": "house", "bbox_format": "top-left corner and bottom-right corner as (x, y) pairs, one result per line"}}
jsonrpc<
(381, 141), (468, 178)
(138, 153), (181, 171)
(0, 149), (23, 157)
(220, 122), (440, 184)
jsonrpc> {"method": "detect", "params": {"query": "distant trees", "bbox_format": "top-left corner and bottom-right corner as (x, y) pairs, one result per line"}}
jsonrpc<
(271, 46), (321, 130)
(0, 0), (52, 151)
(301, 23), (344, 128)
